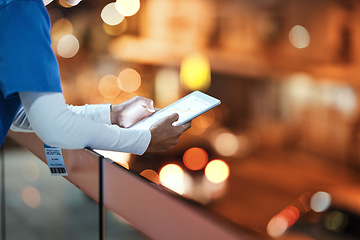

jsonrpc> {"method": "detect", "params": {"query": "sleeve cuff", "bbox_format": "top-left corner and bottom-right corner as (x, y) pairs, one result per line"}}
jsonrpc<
(99, 103), (112, 125)
(127, 129), (151, 155)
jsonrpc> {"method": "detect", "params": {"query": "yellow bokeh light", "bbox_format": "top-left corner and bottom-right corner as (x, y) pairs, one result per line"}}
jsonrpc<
(289, 25), (310, 49)
(57, 34), (79, 58)
(22, 186), (41, 208)
(159, 164), (185, 194)
(180, 53), (211, 91)
(101, 2), (125, 26)
(98, 74), (121, 98)
(155, 68), (180, 108)
(117, 68), (141, 93)
(140, 169), (160, 184)
(115, 0), (140, 17)
(204, 160), (230, 184)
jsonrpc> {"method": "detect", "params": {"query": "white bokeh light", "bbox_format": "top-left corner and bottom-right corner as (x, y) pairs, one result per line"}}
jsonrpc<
(310, 191), (332, 213)
(289, 25), (310, 49)
(57, 34), (79, 58)
(101, 2), (125, 26)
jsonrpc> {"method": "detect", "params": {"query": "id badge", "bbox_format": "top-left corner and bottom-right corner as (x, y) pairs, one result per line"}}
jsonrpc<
(44, 143), (68, 176)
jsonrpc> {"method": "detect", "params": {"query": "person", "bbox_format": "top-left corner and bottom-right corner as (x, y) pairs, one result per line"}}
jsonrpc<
(0, 0), (191, 154)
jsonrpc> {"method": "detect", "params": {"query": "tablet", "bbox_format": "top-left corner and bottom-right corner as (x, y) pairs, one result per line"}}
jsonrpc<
(130, 91), (221, 130)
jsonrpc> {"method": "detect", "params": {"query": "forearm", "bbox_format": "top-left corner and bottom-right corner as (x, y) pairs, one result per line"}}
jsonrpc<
(68, 103), (111, 125)
(11, 102), (112, 132)
(19, 92), (151, 155)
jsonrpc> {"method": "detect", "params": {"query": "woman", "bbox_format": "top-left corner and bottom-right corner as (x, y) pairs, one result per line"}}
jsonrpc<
(0, 0), (190, 154)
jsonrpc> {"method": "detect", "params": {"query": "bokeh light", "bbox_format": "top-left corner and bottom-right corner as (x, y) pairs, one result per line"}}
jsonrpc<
(103, 20), (128, 36)
(283, 73), (314, 111)
(101, 2), (125, 26)
(289, 25), (310, 49)
(310, 191), (331, 213)
(180, 53), (211, 91)
(159, 164), (185, 194)
(98, 74), (121, 98)
(65, 0), (81, 6)
(115, 0), (140, 17)
(22, 186), (41, 208)
(267, 215), (288, 238)
(94, 150), (130, 169)
(267, 205), (303, 238)
(190, 110), (216, 135)
(58, 0), (73, 8)
(57, 34), (80, 58)
(117, 68), (141, 93)
(214, 131), (239, 157)
(204, 159), (230, 183)
(333, 86), (357, 115)
(155, 68), (180, 108)
(140, 169), (160, 184)
(51, 18), (73, 43)
(183, 147), (208, 171)
(43, 0), (53, 6)
(276, 206), (301, 229)
(324, 210), (349, 232)
(20, 160), (40, 182)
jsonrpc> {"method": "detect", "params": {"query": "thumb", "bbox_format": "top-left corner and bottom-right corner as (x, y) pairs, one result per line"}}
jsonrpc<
(165, 113), (179, 123)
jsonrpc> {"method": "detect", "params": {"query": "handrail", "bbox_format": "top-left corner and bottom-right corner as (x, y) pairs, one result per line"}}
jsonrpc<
(7, 131), (267, 240)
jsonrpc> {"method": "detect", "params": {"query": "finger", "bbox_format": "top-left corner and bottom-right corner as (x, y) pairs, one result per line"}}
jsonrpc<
(158, 113), (179, 126)
(182, 122), (191, 131)
(177, 122), (191, 133)
(138, 97), (155, 113)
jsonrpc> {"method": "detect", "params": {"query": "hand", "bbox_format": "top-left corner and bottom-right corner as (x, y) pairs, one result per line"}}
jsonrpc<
(110, 96), (155, 128)
(147, 113), (191, 152)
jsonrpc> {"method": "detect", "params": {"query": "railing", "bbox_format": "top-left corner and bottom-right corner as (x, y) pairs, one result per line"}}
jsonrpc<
(7, 130), (266, 240)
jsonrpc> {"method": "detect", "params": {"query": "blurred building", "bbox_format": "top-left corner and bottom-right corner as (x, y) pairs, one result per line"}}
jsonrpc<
(3, 0), (360, 239)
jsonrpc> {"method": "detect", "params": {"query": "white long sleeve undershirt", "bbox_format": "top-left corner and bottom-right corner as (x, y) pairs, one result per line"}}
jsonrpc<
(13, 92), (151, 155)
(11, 101), (112, 132)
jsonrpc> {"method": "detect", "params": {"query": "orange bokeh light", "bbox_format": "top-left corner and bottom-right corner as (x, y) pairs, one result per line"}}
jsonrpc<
(267, 205), (301, 237)
(279, 206), (300, 227)
(140, 169), (160, 184)
(183, 147), (208, 171)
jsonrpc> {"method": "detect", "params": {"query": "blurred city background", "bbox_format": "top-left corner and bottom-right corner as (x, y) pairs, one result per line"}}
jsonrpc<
(3, 0), (360, 239)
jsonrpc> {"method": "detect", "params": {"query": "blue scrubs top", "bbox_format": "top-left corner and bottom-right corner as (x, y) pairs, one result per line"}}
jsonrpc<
(0, 0), (62, 146)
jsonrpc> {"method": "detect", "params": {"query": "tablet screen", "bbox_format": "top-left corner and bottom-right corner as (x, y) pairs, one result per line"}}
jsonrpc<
(130, 91), (220, 130)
